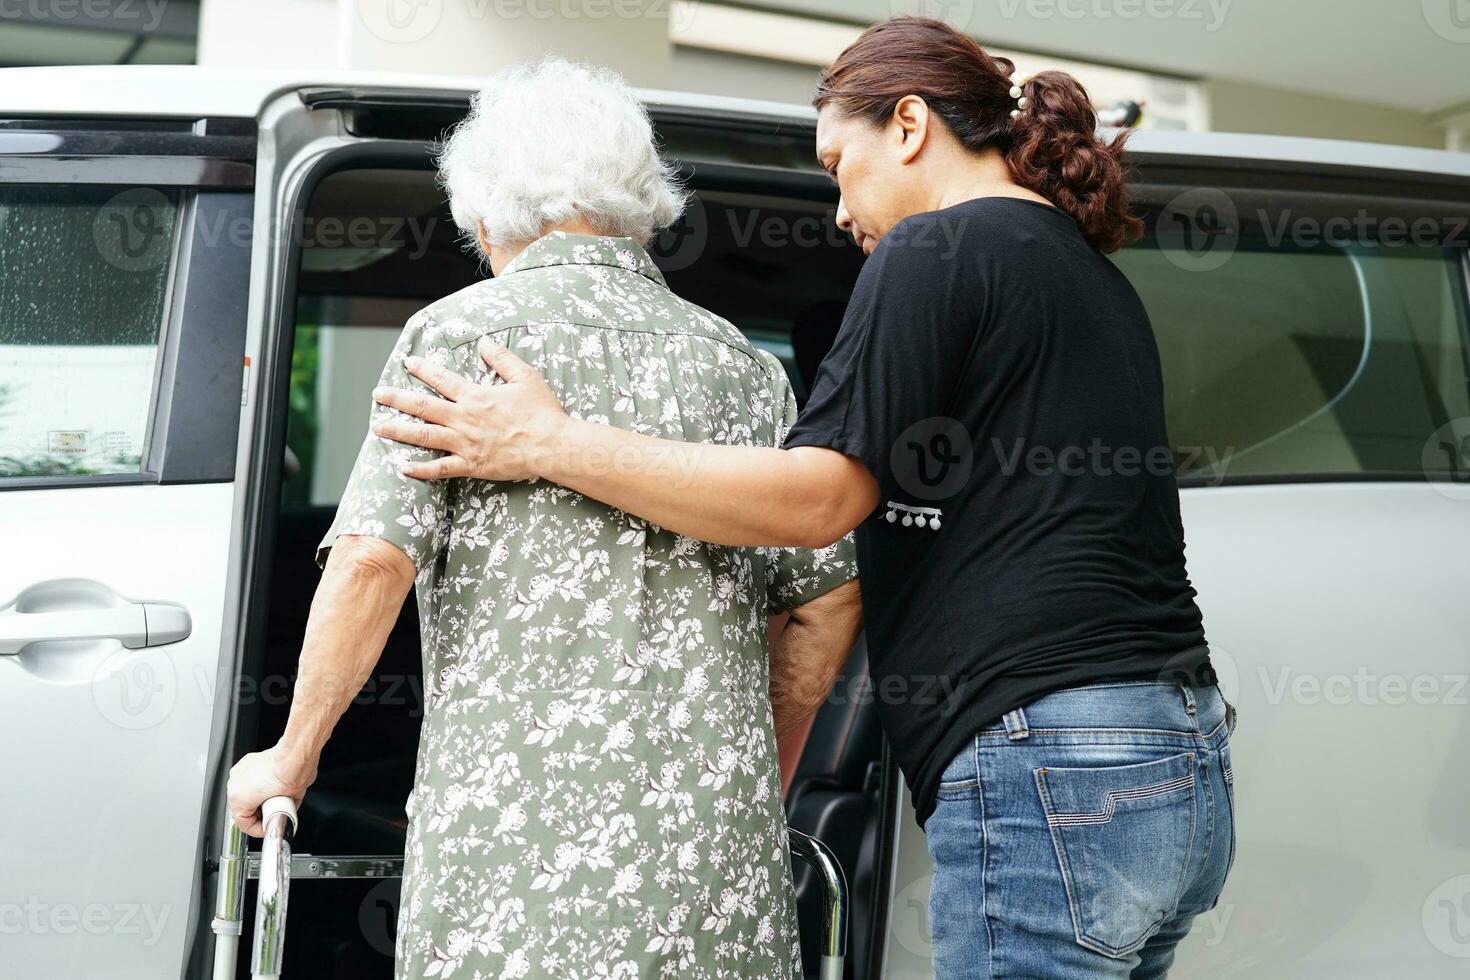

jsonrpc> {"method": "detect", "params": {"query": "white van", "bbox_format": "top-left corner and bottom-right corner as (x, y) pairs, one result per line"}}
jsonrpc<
(2, 66), (1468, 979)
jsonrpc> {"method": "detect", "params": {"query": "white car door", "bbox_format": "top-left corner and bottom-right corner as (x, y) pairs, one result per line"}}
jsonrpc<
(0, 118), (254, 978)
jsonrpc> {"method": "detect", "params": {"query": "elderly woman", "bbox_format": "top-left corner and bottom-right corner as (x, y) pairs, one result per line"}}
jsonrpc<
(227, 58), (861, 979)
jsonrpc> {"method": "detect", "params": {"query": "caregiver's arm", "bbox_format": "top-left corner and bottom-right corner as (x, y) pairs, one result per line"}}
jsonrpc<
(539, 414), (875, 548)
(381, 341), (879, 549)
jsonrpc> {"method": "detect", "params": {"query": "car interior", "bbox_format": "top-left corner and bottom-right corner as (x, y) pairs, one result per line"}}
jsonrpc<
(235, 158), (888, 979)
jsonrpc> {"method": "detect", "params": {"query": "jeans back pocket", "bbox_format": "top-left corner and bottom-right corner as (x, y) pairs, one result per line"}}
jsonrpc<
(1034, 751), (1198, 957)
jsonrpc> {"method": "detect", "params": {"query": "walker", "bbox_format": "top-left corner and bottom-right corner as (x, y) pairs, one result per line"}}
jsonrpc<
(211, 796), (848, 980)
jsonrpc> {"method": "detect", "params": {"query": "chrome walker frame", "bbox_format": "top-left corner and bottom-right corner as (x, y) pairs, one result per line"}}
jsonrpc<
(212, 797), (848, 980)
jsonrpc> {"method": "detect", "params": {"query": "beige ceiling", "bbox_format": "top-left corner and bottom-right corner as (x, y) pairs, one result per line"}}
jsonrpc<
(765, 0), (1470, 114)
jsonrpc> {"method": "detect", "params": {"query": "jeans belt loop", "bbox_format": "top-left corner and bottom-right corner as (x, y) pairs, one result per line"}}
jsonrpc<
(1002, 706), (1029, 741)
(1179, 679), (1197, 715)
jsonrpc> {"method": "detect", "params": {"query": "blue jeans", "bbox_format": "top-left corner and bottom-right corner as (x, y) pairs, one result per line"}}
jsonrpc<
(923, 679), (1237, 979)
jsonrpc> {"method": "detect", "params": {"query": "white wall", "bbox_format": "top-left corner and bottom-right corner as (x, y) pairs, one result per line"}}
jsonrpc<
(198, 0), (343, 69)
(199, 0), (674, 85)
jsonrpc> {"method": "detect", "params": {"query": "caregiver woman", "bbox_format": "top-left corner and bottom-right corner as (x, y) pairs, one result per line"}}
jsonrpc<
(378, 16), (1236, 978)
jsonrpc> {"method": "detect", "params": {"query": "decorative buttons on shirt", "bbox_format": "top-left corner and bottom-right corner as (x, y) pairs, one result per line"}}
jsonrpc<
(883, 501), (942, 530)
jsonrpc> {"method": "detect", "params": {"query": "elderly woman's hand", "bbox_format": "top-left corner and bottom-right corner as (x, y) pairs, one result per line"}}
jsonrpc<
(372, 337), (569, 482)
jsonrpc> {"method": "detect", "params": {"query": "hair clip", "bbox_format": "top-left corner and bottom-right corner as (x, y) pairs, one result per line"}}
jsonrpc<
(1009, 71), (1034, 117)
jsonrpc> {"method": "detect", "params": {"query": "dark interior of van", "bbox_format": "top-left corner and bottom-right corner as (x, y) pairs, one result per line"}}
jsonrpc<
(234, 152), (890, 979)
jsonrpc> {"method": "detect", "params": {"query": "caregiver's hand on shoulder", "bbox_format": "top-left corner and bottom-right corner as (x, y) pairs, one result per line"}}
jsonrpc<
(372, 337), (568, 482)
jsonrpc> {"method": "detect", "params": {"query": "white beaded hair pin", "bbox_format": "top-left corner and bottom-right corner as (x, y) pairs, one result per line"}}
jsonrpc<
(1009, 71), (1034, 119)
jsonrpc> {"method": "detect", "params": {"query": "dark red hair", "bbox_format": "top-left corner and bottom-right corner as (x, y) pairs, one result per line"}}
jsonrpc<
(813, 15), (1142, 253)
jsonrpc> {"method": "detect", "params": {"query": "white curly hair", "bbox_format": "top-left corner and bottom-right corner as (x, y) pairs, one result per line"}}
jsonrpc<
(436, 56), (687, 252)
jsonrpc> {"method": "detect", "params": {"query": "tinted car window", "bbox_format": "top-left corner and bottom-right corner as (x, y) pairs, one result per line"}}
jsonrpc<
(1113, 239), (1470, 483)
(0, 185), (179, 478)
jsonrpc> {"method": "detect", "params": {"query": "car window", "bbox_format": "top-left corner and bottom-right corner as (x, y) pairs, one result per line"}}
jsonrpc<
(285, 312), (417, 508)
(0, 185), (180, 479)
(1112, 238), (1470, 483)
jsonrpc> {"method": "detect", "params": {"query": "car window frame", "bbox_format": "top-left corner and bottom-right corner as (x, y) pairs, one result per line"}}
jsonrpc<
(0, 118), (255, 491)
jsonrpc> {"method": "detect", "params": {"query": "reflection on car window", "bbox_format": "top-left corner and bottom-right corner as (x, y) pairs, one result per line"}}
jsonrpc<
(1113, 238), (1470, 483)
(0, 185), (178, 478)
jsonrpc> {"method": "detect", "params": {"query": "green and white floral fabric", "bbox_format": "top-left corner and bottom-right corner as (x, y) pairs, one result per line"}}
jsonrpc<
(316, 231), (858, 979)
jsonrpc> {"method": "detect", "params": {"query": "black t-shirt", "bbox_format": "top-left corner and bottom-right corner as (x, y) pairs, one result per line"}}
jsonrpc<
(784, 197), (1210, 828)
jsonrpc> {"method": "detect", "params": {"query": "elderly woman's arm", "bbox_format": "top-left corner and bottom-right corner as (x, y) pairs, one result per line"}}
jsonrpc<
(226, 535), (414, 836)
(375, 342), (880, 549)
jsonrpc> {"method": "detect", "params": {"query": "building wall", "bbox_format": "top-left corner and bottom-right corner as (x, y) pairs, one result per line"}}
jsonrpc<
(189, 0), (1460, 151)
(1204, 78), (1445, 148)
(669, 47), (820, 106)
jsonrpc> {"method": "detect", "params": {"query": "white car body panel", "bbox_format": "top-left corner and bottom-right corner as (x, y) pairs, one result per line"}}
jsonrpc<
(0, 483), (235, 977)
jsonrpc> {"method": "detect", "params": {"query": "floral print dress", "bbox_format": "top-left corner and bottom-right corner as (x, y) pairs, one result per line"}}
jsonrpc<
(315, 232), (859, 979)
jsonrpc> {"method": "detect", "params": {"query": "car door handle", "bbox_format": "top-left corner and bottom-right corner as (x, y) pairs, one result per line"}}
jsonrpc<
(0, 579), (191, 655)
